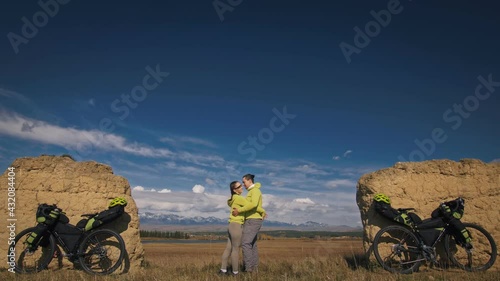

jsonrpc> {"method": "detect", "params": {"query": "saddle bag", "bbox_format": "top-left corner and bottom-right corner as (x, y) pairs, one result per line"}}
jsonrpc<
(81, 205), (125, 231)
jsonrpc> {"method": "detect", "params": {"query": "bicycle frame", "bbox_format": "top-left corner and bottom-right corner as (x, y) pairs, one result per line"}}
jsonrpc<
(48, 228), (86, 260)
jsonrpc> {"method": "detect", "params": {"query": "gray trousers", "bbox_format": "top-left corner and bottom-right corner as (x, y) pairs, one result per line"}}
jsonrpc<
(241, 218), (263, 271)
(221, 222), (243, 271)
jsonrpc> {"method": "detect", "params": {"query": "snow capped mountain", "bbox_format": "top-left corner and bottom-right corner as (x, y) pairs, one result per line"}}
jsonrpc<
(138, 212), (354, 229)
(139, 212), (226, 225)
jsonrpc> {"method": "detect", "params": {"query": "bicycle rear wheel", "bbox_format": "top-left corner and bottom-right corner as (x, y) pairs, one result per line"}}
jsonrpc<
(78, 229), (125, 275)
(13, 227), (56, 273)
(444, 223), (497, 271)
(373, 225), (423, 274)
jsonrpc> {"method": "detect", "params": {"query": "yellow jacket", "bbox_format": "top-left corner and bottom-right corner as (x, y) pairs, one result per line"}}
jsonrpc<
(236, 182), (264, 220)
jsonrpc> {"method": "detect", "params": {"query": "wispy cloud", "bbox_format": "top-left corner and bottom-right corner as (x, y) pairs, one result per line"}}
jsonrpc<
(333, 149), (353, 160)
(160, 135), (217, 148)
(88, 98), (95, 106)
(176, 151), (225, 167)
(0, 110), (174, 158)
(0, 88), (31, 103)
(325, 179), (357, 189)
(343, 150), (353, 157)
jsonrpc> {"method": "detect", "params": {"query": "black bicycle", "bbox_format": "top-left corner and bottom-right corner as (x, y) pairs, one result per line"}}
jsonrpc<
(12, 203), (126, 275)
(373, 200), (497, 274)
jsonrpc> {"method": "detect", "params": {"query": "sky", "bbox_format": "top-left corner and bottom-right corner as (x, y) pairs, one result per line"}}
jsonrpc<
(0, 0), (499, 227)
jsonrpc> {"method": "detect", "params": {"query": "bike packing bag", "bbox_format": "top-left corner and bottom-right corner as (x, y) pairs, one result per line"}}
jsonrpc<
(54, 221), (83, 253)
(374, 201), (421, 228)
(416, 217), (446, 246)
(36, 203), (62, 226)
(25, 223), (49, 250)
(84, 205), (124, 231)
(447, 218), (471, 245)
(431, 198), (465, 220)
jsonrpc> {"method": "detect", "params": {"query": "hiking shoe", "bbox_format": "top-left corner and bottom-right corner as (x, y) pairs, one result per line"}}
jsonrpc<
(218, 270), (228, 275)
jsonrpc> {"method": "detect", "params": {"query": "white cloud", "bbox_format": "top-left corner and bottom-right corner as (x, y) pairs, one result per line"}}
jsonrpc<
(332, 156), (341, 160)
(158, 189), (172, 193)
(150, 188), (156, 192)
(192, 184), (205, 194)
(88, 98), (95, 106)
(293, 164), (330, 175)
(325, 179), (356, 189)
(133, 186), (145, 191)
(293, 198), (315, 204)
(343, 150), (353, 157)
(0, 110), (174, 158)
(133, 190), (228, 217)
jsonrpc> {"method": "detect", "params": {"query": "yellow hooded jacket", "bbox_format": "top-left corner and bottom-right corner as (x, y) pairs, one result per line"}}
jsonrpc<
(236, 182), (264, 220)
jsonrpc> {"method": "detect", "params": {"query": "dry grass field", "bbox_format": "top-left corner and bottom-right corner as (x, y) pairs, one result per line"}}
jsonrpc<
(1, 238), (499, 281)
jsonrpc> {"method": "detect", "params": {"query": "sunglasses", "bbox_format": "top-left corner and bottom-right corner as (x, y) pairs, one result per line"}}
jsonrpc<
(234, 185), (243, 189)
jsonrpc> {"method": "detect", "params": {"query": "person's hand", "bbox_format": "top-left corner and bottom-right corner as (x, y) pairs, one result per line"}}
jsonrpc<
(232, 208), (239, 216)
(263, 213), (267, 220)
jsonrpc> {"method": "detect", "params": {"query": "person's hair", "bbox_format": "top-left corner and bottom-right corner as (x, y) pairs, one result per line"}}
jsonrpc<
(229, 181), (240, 196)
(243, 174), (255, 183)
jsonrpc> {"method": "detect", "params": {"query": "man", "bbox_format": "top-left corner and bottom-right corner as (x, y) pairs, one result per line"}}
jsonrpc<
(232, 173), (264, 273)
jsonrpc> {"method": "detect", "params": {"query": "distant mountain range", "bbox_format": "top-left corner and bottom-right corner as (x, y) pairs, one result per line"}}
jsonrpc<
(139, 212), (362, 232)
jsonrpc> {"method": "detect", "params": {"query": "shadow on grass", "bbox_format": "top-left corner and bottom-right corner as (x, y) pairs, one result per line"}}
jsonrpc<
(343, 253), (376, 271)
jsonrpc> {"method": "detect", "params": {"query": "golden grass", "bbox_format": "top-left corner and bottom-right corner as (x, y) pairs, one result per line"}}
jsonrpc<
(1, 238), (499, 281)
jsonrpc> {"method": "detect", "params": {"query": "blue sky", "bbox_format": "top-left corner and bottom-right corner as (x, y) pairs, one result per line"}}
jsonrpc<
(1, 0), (499, 226)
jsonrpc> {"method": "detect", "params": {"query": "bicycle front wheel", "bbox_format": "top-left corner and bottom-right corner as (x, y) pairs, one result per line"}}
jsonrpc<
(13, 227), (56, 273)
(78, 229), (126, 275)
(444, 223), (497, 271)
(373, 225), (423, 274)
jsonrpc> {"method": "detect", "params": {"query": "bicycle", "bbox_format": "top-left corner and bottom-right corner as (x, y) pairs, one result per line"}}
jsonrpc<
(11, 201), (127, 275)
(372, 199), (497, 274)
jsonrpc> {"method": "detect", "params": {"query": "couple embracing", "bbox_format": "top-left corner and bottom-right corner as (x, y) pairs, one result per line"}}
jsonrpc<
(219, 174), (265, 276)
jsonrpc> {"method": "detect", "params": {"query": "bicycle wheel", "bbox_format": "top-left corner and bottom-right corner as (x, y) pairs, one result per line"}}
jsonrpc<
(78, 229), (125, 275)
(12, 227), (56, 273)
(373, 225), (423, 274)
(444, 223), (497, 271)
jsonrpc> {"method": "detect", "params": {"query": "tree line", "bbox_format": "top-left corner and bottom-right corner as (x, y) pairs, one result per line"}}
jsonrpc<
(140, 230), (190, 239)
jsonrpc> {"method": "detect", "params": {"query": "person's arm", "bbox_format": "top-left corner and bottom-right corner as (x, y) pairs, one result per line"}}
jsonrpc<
(237, 190), (261, 213)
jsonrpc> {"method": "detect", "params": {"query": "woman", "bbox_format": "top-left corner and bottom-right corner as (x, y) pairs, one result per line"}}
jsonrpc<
(219, 181), (265, 276)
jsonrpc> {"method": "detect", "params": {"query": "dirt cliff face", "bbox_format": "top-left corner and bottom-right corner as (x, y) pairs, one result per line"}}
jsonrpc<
(0, 155), (144, 273)
(356, 159), (500, 268)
